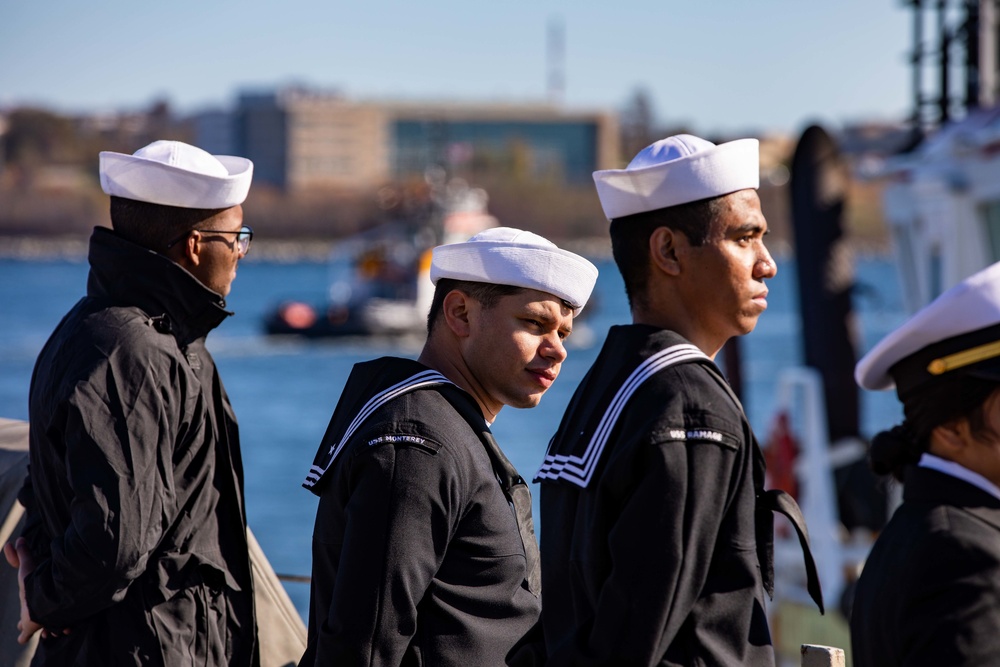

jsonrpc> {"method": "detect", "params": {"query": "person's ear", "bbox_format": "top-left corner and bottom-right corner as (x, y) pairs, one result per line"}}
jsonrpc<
(441, 290), (474, 338)
(164, 231), (201, 268)
(932, 418), (970, 457)
(184, 231), (203, 267)
(649, 226), (682, 276)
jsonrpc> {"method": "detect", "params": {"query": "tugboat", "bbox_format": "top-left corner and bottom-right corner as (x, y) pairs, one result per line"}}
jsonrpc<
(263, 180), (498, 338)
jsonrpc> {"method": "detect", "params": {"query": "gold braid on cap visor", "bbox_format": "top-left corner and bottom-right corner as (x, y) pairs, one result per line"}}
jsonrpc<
(927, 339), (1000, 375)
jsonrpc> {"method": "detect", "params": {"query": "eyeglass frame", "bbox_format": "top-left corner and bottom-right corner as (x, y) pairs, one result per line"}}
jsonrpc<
(165, 225), (254, 256)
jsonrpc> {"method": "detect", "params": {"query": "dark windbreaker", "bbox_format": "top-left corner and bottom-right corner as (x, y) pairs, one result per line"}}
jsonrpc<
(18, 227), (257, 666)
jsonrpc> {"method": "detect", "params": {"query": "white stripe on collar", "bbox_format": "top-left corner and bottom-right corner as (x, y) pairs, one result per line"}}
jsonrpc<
(303, 370), (452, 489)
(535, 343), (709, 488)
(919, 453), (1000, 502)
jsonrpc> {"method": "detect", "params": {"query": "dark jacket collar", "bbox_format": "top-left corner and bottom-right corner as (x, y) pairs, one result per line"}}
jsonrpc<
(605, 324), (695, 361)
(904, 465), (1000, 531)
(86, 227), (232, 345)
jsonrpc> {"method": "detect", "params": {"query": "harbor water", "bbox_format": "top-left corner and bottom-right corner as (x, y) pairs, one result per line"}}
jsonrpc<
(0, 253), (907, 620)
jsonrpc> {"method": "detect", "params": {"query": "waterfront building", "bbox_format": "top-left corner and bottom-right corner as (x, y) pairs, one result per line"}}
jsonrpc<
(195, 87), (619, 191)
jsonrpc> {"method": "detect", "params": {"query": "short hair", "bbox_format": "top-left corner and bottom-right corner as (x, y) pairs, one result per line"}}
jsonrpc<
(426, 279), (524, 335)
(609, 195), (724, 310)
(109, 196), (227, 252)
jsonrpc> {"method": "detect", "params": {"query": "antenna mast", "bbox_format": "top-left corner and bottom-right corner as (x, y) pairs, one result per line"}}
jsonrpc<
(909, 0), (1000, 137)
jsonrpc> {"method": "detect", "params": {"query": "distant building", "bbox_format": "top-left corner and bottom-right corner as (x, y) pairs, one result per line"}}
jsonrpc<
(197, 88), (619, 191)
(190, 110), (236, 158)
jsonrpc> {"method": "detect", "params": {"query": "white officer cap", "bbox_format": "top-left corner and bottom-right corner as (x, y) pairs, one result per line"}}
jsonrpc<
(856, 261), (1000, 394)
(430, 227), (599, 315)
(592, 134), (760, 221)
(99, 140), (253, 209)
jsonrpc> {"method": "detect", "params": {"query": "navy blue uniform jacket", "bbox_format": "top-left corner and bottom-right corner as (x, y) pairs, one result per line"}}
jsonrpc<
(300, 357), (541, 667)
(851, 465), (1000, 666)
(535, 326), (785, 667)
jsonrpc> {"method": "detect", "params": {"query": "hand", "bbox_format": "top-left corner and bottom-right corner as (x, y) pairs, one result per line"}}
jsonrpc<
(4, 537), (44, 644)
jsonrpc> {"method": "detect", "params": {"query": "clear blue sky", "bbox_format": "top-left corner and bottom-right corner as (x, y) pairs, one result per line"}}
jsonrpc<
(1, 1), (916, 136)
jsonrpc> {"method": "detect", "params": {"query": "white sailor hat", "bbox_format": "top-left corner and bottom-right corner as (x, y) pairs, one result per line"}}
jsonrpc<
(430, 227), (599, 315)
(592, 134), (760, 221)
(99, 140), (253, 209)
(856, 261), (1000, 395)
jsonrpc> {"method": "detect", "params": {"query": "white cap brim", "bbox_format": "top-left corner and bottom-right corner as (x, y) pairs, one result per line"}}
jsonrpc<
(431, 228), (598, 315)
(856, 261), (1000, 391)
(100, 149), (253, 209)
(593, 138), (759, 220)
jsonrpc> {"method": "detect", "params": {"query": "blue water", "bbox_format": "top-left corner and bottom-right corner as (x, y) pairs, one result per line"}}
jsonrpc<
(0, 253), (907, 619)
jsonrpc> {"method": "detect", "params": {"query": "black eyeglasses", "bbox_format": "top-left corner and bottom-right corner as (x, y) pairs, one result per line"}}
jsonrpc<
(166, 225), (254, 256)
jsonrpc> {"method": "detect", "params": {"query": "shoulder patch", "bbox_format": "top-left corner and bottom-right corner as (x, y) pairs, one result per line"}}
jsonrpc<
(367, 433), (426, 447)
(660, 426), (739, 450)
(365, 432), (441, 454)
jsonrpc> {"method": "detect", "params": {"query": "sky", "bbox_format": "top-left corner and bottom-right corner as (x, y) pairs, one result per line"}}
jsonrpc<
(1, 1), (918, 136)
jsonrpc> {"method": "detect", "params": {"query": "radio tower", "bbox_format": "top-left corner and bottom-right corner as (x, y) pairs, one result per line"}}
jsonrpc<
(547, 17), (565, 106)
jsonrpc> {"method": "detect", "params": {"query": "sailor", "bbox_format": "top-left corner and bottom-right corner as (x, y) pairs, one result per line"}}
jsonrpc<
(529, 135), (822, 666)
(298, 227), (598, 666)
(3, 141), (258, 665)
(851, 261), (1000, 666)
